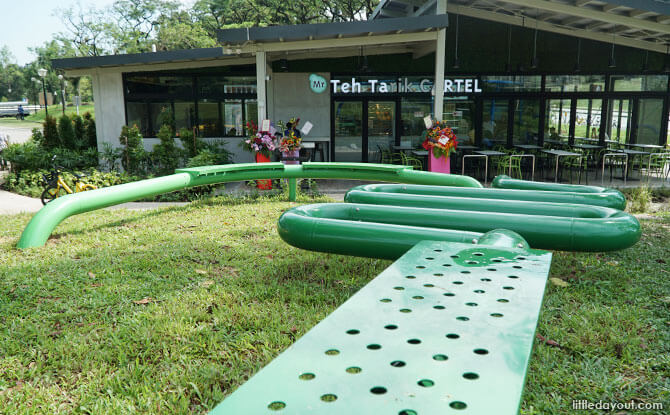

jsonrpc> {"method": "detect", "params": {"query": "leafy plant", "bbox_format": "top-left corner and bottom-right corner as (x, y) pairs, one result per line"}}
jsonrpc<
(43, 116), (60, 148)
(73, 115), (87, 149)
(84, 112), (97, 149)
(152, 125), (183, 175)
(58, 114), (76, 149)
(100, 142), (123, 172)
(119, 125), (147, 175)
(628, 185), (652, 213)
(179, 127), (206, 158)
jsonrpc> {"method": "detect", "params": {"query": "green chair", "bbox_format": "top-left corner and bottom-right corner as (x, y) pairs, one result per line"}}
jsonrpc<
(400, 152), (423, 170)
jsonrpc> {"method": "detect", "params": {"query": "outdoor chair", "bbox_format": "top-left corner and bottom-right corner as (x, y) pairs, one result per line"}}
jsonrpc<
(400, 152), (423, 170)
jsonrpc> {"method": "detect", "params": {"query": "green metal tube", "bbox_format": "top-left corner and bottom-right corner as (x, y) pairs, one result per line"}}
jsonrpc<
(346, 183), (626, 210)
(346, 191), (617, 218)
(288, 178), (297, 202)
(492, 175), (626, 210)
(17, 163), (482, 249)
(278, 202), (640, 256)
(278, 204), (482, 260)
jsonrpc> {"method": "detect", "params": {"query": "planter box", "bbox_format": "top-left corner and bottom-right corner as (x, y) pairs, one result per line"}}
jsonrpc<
(428, 148), (451, 174)
(255, 153), (273, 190)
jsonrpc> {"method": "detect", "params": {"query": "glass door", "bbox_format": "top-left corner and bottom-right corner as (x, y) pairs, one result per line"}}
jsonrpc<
(334, 101), (363, 162)
(367, 101), (396, 163)
(608, 99), (633, 145)
(544, 99), (572, 144)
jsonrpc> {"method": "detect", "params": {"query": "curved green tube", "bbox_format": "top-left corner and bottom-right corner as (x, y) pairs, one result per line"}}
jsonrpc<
(278, 202), (640, 257)
(17, 163), (481, 249)
(345, 183), (626, 209)
(492, 175), (626, 210)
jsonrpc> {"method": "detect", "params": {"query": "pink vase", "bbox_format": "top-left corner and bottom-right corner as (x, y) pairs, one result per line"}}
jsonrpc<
(282, 150), (300, 165)
(428, 148), (451, 174)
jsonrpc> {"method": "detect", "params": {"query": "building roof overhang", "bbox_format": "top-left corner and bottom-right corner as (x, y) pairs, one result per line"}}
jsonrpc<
(373, 0), (670, 53)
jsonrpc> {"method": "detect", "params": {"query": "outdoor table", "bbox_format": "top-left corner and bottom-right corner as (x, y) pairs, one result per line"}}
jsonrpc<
(514, 144), (542, 150)
(542, 149), (582, 183)
(576, 137), (599, 143)
(543, 139), (564, 147)
(572, 144), (603, 150)
(392, 144), (414, 151)
(625, 143), (665, 151)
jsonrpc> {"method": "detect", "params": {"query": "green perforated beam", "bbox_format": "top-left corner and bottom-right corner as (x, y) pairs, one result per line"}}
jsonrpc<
(210, 238), (551, 415)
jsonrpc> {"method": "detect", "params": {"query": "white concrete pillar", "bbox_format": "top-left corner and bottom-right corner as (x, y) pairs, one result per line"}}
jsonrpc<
(434, 0), (447, 121)
(256, 51), (267, 125)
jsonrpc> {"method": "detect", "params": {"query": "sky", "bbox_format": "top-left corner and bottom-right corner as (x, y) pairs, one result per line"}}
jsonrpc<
(0, 0), (194, 65)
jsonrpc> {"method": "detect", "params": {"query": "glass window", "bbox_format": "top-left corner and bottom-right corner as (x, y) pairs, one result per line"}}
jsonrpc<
(483, 99), (509, 146)
(574, 99), (603, 140)
(610, 75), (668, 92)
(545, 75), (605, 92)
(401, 97), (432, 147)
(545, 99), (571, 143)
(512, 99), (540, 145)
(174, 101), (196, 134)
(198, 101), (221, 138)
(367, 101), (396, 162)
(126, 102), (150, 137)
(334, 101), (363, 162)
(607, 99), (632, 144)
(222, 99), (243, 136)
(481, 76), (541, 92)
(126, 75), (193, 99)
(444, 98), (475, 145)
(636, 99), (663, 145)
(149, 102), (175, 135)
(245, 100), (258, 131)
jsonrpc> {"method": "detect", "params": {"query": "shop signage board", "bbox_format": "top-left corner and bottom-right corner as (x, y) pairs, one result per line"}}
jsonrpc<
(323, 76), (483, 94)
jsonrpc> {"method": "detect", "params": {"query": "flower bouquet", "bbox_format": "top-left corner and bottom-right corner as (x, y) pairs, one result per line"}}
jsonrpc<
(278, 118), (302, 165)
(243, 121), (277, 158)
(244, 121), (276, 189)
(422, 121), (458, 173)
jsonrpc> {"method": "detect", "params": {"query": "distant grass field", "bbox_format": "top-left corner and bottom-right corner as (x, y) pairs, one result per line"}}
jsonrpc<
(0, 194), (668, 414)
(25, 104), (95, 122)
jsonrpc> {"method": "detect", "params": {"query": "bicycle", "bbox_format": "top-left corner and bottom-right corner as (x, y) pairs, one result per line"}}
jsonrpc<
(41, 156), (98, 205)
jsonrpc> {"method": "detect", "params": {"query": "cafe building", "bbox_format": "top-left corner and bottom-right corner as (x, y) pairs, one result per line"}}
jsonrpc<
(53, 0), (670, 164)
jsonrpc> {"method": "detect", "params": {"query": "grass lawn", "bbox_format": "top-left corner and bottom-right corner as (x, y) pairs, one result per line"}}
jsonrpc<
(0, 193), (668, 414)
(0, 118), (42, 129)
(24, 104), (95, 122)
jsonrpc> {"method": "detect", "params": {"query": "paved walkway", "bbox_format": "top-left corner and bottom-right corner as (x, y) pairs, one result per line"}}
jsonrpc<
(0, 123), (38, 144)
(0, 190), (43, 214)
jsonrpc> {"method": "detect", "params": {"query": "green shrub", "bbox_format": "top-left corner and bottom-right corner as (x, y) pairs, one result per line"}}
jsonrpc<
(58, 115), (76, 149)
(187, 149), (217, 167)
(73, 115), (87, 149)
(30, 128), (45, 147)
(2, 141), (100, 172)
(179, 127), (206, 158)
(3, 168), (135, 198)
(84, 112), (97, 149)
(119, 125), (146, 175)
(100, 142), (122, 172)
(628, 185), (652, 213)
(152, 125), (183, 175)
(202, 139), (233, 165)
(43, 116), (60, 148)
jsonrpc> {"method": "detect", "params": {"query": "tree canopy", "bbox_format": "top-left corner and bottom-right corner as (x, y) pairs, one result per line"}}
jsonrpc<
(0, 0), (379, 103)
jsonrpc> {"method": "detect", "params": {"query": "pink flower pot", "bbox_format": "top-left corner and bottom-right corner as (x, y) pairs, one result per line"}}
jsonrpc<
(282, 150), (300, 165)
(428, 148), (451, 174)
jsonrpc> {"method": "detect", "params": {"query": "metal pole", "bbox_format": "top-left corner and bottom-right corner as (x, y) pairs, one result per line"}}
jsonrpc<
(42, 82), (48, 117)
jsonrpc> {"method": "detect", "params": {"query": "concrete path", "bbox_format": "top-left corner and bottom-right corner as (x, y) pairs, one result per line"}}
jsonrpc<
(0, 190), (43, 214)
(0, 123), (38, 144)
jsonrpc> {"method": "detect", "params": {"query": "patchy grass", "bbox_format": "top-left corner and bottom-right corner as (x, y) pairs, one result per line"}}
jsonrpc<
(0, 194), (668, 414)
(24, 104), (95, 122)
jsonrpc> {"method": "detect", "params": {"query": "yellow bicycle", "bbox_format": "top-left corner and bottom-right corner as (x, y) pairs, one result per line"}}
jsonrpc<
(41, 157), (97, 205)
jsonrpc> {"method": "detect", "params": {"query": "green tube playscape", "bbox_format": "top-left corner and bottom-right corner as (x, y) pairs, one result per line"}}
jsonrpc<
(16, 162), (481, 249)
